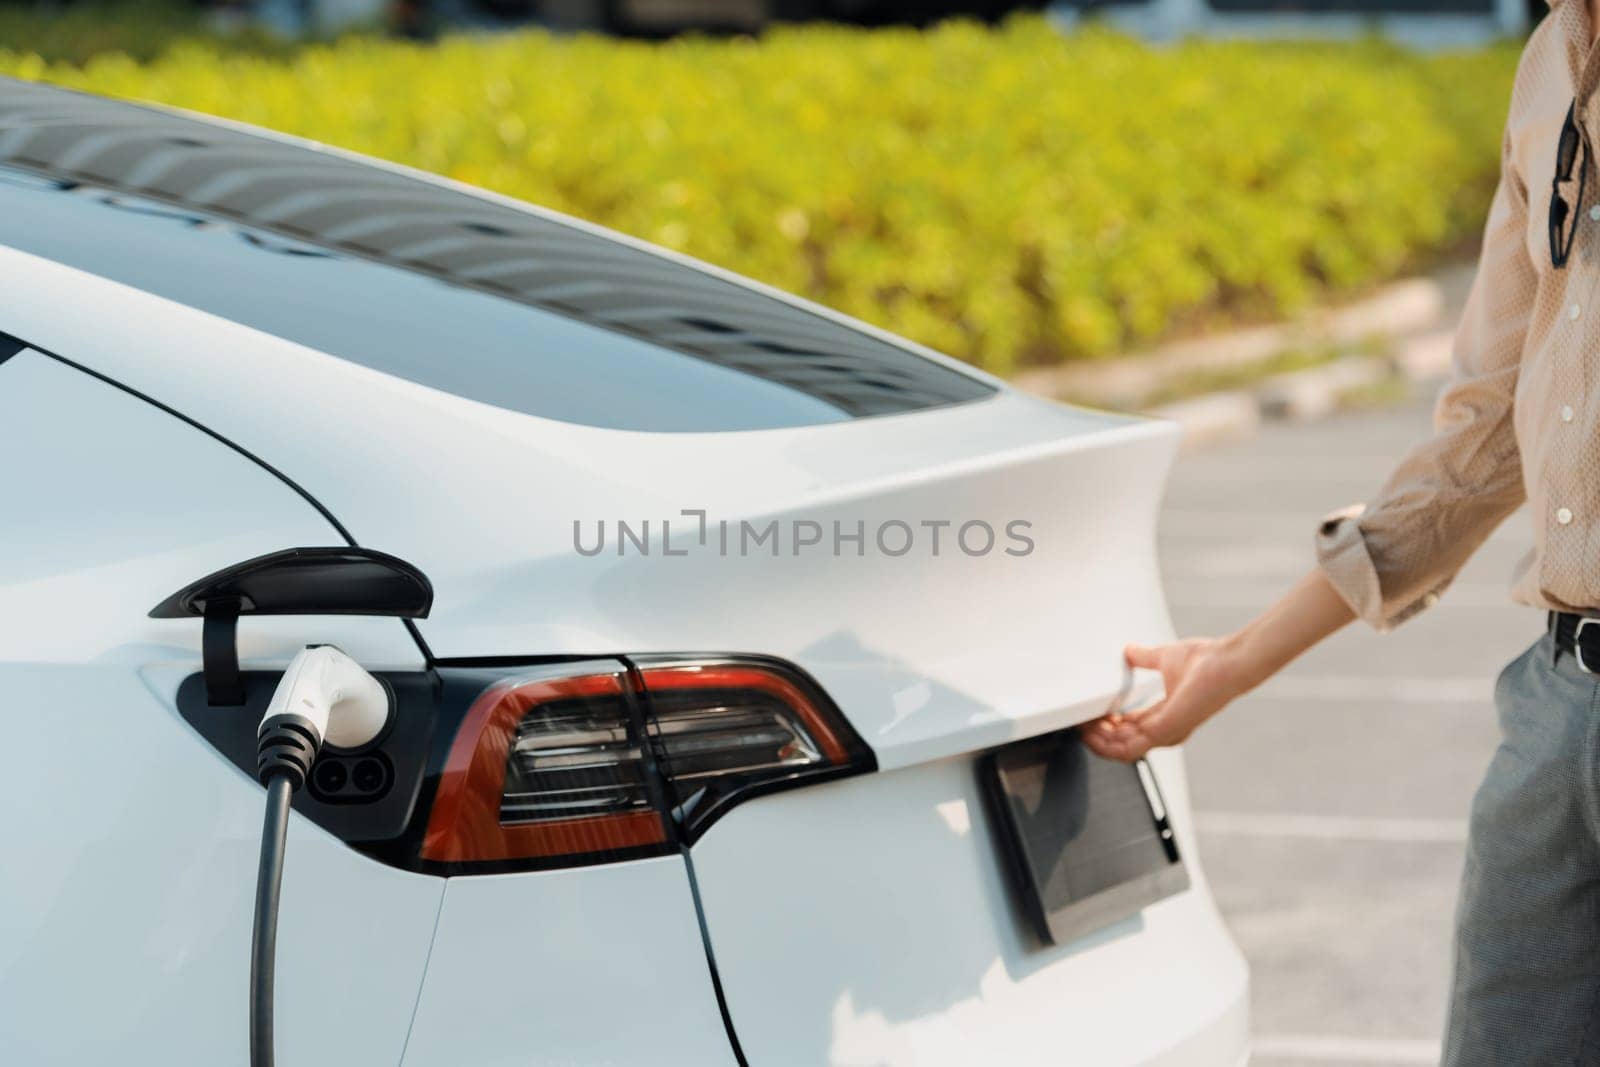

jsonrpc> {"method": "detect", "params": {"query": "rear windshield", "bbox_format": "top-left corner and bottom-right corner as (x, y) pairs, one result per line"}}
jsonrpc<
(0, 166), (992, 432)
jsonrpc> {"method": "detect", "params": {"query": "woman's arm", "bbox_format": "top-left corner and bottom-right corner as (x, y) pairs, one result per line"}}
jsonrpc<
(1082, 568), (1355, 762)
(1084, 116), (1536, 765)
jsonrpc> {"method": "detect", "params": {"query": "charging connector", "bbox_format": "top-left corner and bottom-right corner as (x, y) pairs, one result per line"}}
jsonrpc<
(250, 646), (389, 1067)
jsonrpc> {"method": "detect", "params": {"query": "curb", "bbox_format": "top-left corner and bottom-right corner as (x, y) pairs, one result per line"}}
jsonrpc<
(1148, 325), (1456, 451)
(1015, 262), (1473, 452)
(1146, 391), (1260, 451)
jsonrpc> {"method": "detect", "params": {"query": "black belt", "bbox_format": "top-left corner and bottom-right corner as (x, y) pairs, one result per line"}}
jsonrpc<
(1550, 611), (1600, 671)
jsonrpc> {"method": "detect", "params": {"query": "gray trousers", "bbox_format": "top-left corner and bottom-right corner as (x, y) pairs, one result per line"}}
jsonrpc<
(1442, 629), (1600, 1065)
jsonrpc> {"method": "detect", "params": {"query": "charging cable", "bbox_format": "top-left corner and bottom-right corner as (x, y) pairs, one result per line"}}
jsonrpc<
(250, 645), (389, 1067)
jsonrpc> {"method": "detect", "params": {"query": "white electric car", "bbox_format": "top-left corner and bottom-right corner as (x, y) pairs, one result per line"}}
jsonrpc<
(0, 78), (1248, 1065)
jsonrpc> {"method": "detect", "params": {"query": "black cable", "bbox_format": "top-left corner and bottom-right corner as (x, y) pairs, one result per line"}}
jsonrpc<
(251, 772), (295, 1067)
(240, 650), (386, 1067)
(250, 711), (319, 1067)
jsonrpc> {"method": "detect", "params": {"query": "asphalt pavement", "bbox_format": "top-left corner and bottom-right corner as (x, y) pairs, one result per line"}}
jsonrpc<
(1164, 393), (1540, 1067)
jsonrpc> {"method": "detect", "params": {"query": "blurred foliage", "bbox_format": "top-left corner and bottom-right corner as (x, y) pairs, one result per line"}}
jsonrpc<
(0, 13), (1519, 371)
(0, 2), (293, 65)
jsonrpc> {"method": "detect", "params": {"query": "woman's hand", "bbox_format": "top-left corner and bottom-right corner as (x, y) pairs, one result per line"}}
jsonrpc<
(1081, 569), (1357, 762)
(1082, 638), (1253, 762)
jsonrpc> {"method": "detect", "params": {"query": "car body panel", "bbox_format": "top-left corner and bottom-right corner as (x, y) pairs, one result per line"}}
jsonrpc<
(0, 248), (1176, 772)
(0, 349), (441, 1065)
(0, 346), (743, 1064)
(0, 348), (419, 669)
(0, 78), (1247, 1065)
(401, 857), (737, 1067)
(690, 745), (1248, 1066)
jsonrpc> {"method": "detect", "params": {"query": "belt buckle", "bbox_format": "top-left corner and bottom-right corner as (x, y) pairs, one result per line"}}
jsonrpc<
(1578, 617), (1600, 673)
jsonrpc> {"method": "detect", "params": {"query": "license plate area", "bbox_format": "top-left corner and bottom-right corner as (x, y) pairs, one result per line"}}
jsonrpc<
(980, 729), (1189, 946)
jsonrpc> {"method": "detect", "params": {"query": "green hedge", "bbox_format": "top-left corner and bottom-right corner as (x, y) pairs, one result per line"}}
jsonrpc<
(2, 19), (1518, 372)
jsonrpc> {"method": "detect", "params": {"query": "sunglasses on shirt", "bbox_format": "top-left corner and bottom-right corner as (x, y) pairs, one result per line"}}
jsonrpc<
(1552, 101), (1589, 269)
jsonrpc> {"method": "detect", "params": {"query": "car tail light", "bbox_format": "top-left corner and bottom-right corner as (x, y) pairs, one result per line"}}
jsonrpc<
(422, 657), (872, 869)
(421, 667), (670, 866)
(636, 661), (867, 842)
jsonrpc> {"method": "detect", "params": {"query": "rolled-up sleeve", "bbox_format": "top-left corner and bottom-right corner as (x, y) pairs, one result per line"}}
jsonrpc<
(1316, 130), (1534, 631)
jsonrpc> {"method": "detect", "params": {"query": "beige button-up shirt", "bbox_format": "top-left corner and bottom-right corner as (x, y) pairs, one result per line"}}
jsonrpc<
(1317, 0), (1600, 629)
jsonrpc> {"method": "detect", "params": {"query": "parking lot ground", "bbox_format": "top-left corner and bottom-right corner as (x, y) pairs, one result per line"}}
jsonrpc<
(1163, 396), (1539, 1067)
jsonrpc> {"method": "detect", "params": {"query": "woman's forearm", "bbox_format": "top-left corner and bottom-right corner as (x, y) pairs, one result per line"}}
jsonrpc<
(1219, 567), (1357, 694)
(1085, 567), (1357, 761)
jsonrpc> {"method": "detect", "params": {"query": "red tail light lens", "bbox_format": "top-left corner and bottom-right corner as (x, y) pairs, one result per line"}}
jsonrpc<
(421, 667), (669, 865)
(636, 661), (868, 842)
(422, 657), (872, 868)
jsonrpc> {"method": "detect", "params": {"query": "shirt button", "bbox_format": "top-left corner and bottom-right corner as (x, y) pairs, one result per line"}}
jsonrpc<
(1572, 303), (1584, 321)
(1558, 507), (1575, 525)
(1563, 404), (1576, 422)
(1590, 205), (1600, 221)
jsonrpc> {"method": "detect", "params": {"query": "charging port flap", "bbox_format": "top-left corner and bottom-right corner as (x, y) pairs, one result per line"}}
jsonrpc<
(149, 546), (432, 705)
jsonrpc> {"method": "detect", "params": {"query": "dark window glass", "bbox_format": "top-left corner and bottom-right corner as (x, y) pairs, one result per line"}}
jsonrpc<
(0, 159), (993, 432)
